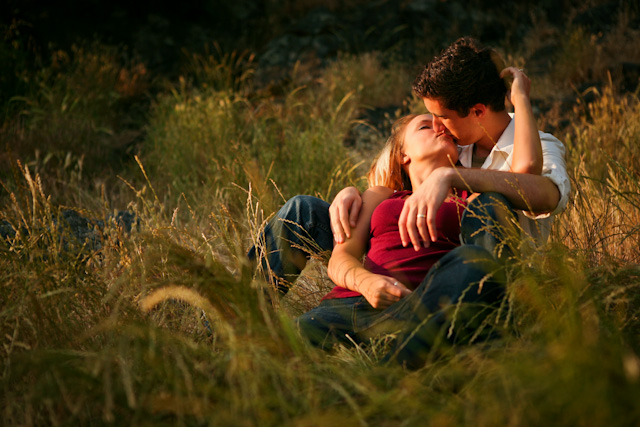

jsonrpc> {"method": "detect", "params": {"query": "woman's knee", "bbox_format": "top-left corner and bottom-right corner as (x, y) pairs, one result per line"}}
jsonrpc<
(418, 245), (505, 307)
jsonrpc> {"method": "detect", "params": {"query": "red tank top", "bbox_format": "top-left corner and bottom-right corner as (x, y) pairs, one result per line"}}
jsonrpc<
(323, 190), (467, 300)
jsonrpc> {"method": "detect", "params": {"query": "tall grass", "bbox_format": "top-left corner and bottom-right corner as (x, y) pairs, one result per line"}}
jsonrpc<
(144, 52), (370, 217)
(560, 84), (640, 265)
(2, 17), (640, 426)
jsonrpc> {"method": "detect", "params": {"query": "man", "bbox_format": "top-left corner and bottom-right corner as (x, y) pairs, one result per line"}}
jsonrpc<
(332, 37), (570, 252)
(249, 37), (570, 295)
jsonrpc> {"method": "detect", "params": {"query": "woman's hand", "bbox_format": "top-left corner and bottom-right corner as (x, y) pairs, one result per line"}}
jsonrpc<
(358, 274), (412, 309)
(329, 186), (362, 243)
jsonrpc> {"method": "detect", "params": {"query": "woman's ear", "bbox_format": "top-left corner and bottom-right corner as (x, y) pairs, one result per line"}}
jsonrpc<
(401, 152), (410, 165)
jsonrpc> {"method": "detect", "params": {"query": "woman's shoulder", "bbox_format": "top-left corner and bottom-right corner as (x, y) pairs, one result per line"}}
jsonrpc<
(364, 186), (395, 200)
(390, 190), (412, 199)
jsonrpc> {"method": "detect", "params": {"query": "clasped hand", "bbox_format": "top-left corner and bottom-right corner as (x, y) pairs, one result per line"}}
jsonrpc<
(358, 274), (412, 309)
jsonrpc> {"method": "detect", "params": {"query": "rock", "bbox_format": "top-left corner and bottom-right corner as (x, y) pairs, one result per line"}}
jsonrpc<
(0, 209), (139, 255)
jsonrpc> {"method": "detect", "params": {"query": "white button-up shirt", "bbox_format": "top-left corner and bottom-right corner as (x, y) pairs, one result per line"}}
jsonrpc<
(457, 115), (571, 243)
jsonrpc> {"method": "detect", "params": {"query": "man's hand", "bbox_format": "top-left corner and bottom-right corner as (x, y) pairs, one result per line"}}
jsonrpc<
(399, 168), (453, 250)
(501, 66), (531, 105)
(329, 186), (362, 243)
(500, 66), (543, 175)
(358, 274), (412, 309)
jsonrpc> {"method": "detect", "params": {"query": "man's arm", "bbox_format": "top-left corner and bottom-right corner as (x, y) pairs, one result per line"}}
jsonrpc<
(452, 168), (560, 211)
(399, 167), (560, 250)
(329, 186), (362, 243)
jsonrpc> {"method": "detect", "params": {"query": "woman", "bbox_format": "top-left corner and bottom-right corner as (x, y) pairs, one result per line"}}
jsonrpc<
(325, 114), (464, 306)
(296, 113), (472, 349)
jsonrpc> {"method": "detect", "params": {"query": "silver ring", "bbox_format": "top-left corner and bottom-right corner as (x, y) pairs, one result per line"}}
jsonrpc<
(392, 281), (399, 286)
(417, 214), (426, 218)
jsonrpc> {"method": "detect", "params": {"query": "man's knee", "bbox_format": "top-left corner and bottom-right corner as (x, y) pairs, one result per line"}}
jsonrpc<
(463, 192), (514, 224)
(278, 195), (332, 252)
(460, 192), (519, 259)
(469, 192), (511, 208)
(278, 195), (330, 223)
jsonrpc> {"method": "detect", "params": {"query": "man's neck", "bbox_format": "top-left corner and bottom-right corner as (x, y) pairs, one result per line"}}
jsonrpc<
(471, 144), (487, 168)
(474, 110), (512, 156)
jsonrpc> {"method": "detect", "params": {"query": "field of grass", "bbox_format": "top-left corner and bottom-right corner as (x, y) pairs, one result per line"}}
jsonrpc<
(2, 2), (640, 425)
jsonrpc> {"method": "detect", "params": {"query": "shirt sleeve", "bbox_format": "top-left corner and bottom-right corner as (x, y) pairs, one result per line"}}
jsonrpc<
(529, 131), (571, 218)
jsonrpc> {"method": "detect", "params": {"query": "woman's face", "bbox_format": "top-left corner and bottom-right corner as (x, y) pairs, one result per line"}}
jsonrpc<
(401, 114), (459, 168)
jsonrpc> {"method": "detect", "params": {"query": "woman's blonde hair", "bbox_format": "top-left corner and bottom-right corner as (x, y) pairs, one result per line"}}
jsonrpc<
(367, 114), (417, 191)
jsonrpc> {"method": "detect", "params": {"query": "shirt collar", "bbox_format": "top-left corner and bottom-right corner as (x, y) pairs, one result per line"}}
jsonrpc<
(457, 113), (514, 168)
(494, 114), (515, 151)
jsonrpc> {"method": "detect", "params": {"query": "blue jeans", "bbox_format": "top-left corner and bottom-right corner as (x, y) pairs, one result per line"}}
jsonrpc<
(247, 195), (334, 294)
(460, 192), (520, 263)
(248, 192), (517, 367)
(296, 296), (379, 349)
(297, 244), (505, 368)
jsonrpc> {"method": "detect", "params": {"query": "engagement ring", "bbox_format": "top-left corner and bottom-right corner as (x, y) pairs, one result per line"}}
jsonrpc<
(392, 281), (399, 286)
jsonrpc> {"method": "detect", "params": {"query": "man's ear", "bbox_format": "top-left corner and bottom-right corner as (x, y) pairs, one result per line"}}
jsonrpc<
(471, 103), (487, 119)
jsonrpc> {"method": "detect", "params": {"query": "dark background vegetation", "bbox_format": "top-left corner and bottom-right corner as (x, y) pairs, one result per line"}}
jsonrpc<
(6, 0), (638, 80)
(3, 0), (639, 184)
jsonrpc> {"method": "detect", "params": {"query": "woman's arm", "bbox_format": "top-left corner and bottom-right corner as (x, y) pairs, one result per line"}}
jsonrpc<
(327, 186), (411, 309)
(501, 67), (543, 175)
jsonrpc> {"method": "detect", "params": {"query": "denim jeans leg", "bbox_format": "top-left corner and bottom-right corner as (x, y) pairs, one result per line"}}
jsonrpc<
(247, 195), (333, 294)
(460, 192), (520, 263)
(296, 297), (380, 349)
(359, 245), (506, 369)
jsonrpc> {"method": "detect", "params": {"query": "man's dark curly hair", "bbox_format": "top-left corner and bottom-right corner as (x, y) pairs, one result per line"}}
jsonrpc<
(413, 37), (507, 117)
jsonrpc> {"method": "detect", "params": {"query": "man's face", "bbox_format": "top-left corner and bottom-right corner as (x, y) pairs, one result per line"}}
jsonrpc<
(422, 98), (480, 146)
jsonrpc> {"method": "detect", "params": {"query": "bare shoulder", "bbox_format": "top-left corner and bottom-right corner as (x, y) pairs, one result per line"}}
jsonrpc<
(364, 186), (394, 200)
(359, 186), (394, 216)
